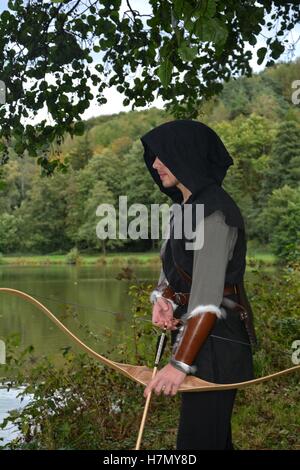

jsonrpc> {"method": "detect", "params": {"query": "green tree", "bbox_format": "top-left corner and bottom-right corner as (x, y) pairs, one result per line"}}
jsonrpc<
(0, 157), (35, 212)
(0, 212), (21, 253)
(0, 0), (299, 170)
(77, 180), (117, 253)
(220, 78), (252, 119)
(257, 185), (300, 262)
(64, 170), (84, 246)
(123, 140), (166, 207)
(65, 151), (128, 251)
(17, 173), (70, 253)
(67, 133), (93, 171)
(79, 150), (126, 205)
(215, 114), (275, 238)
(263, 120), (300, 196)
(123, 140), (169, 250)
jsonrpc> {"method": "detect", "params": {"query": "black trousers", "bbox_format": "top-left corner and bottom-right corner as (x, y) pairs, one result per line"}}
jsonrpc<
(176, 389), (237, 450)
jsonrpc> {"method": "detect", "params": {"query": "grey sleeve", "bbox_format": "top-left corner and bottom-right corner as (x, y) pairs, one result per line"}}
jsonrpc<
(184, 210), (238, 320)
(157, 265), (167, 286)
(156, 238), (168, 286)
(150, 223), (180, 310)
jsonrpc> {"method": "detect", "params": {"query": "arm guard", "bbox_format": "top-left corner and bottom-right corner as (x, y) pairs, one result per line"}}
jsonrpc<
(170, 312), (217, 374)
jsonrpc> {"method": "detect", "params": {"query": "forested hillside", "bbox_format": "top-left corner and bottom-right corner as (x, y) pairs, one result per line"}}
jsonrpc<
(0, 59), (299, 262)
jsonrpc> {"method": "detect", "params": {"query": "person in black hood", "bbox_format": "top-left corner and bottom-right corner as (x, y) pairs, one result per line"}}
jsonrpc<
(140, 119), (256, 450)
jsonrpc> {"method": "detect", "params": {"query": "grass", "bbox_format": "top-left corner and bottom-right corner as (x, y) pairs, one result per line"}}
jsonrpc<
(0, 246), (277, 267)
(0, 252), (159, 266)
(232, 379), (300, 450)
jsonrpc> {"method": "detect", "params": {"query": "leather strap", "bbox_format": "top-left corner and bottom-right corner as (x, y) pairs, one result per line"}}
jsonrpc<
(161, 283), (237, 307)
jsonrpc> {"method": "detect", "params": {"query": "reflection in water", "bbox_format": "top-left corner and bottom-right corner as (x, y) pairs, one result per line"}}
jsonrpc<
(0, 386), (33, 445)
(0, 265), (158, 358)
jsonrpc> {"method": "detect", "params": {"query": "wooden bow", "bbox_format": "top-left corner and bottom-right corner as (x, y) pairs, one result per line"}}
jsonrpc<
(0, 287), (299, 391)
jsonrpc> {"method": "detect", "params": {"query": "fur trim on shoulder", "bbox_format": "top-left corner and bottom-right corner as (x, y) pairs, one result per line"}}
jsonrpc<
(181, 304), (226, 322)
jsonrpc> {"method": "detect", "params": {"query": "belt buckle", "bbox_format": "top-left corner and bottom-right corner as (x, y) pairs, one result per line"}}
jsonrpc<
(174, 292), (185, 306)
(240, 310), (248, 320)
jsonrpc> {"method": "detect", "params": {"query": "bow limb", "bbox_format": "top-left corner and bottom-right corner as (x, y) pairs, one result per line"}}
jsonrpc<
(0, 287), (152, 385)
(0, 288), (299, 392)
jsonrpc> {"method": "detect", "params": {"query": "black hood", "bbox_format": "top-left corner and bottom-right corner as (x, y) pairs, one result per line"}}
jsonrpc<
(140, 119), (245, 230)
(140, 119), (234, 204)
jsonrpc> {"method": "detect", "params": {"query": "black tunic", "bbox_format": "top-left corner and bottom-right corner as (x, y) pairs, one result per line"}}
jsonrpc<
(141, 119), (255, 449)
(163, 193), (254, 384)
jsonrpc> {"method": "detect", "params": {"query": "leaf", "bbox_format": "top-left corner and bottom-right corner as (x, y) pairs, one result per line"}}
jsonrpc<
(270, 39), (285, 60)
(183, 3), (195, 23)
(248, 35), (257, 46)
(73, 121), (85, 136)
(194, 18), (228, 45)
(200, 0), (216, 18)
(173, 0), (185, 19)
(178, 41), (198, 62)
(0, 180), (7, 190)
(157, 58), (173, 88)
(212, 19), (228, 45)
(257, 47), (267, 65)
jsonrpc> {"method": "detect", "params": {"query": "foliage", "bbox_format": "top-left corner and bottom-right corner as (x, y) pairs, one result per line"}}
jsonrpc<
(215, 114), (275, 239)
(0, 1), (299, 169)
(0, 61), (299, 259)
(257, 185), (300, 263)
(262, 120), (300, 194)
(65, 247), (81, 265)
(15, 172), (71, 253)
(0, 263), (299, 450)
(67, 133), (93, 171)
(0, 212), (21, 253)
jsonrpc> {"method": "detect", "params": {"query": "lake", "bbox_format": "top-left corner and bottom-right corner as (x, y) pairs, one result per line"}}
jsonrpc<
(0, 264), (159, 445)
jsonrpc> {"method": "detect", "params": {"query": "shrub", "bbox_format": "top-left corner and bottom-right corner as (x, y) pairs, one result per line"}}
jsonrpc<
(66, 247), (81, 265)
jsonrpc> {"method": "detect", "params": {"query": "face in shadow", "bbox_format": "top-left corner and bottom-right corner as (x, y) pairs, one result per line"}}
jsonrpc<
(152, 157), (179, 188)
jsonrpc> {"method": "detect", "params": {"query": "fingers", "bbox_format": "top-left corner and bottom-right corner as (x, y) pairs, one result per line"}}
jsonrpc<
(152, 319), (179, 331)
(162, 382), (173, 396)
(144, 381), (178, 397)
(144, 378), (178, 398)
(151, 300), (182, 330)
(152, 311), (168, 329)
(144, 378), (165, 397)
(152, 301), (174, 329)
(144, 377), (157, 398)
(156, 297), (172, 312)
(170, 318), (181, 330)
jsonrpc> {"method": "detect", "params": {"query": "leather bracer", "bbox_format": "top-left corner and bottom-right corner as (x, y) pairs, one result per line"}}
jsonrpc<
(170, 312), (217, 374)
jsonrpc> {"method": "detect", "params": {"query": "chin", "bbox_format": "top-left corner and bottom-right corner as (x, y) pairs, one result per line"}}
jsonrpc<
(161, 176), (176, 188)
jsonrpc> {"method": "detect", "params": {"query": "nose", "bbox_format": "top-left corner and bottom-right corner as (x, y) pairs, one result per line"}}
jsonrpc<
(152, 157), (161, 169)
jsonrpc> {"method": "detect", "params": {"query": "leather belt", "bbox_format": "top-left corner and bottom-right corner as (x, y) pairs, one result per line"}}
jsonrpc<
(161, 283), (238, 307)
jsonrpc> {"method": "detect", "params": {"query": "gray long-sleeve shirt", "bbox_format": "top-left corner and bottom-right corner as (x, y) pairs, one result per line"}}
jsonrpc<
(157, 209), (238, 316)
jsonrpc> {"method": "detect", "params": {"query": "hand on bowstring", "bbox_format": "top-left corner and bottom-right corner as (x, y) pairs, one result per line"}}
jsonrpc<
(152, 297), (180, 331)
